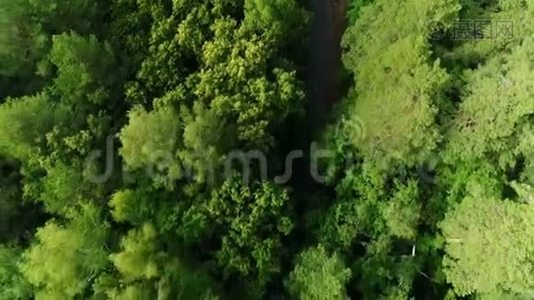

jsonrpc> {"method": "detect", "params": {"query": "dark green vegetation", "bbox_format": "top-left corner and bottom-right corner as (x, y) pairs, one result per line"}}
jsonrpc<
(0, 0), (533, 299)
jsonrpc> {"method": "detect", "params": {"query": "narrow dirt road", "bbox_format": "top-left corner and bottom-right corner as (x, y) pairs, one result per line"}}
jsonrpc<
(290, 0), (348, 190)
(306, 0), (348, 134)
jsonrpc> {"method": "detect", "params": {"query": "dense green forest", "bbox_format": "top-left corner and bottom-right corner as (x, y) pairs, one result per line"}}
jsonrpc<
(0, 0), (533, 299)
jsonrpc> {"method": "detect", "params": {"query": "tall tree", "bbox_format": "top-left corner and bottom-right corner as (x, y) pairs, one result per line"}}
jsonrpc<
(20, 204), (109, 299)
(441, 190), (534, 297)
(340, 0), (459, 165)
(181, 175), (295, 298)
(287, 245), (351, 300)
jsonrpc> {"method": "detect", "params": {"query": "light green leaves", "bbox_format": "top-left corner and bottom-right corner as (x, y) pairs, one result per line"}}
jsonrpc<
(0, 94), (57, 160)
(49, 33), (115, 106)
(120, 106), (181, 172)
(20, 204), (109, 299)
(244, 0), (310, 41)
(441, 194), (534, 296)
(340, 0), (459, 165)
(382, 180), (421, 240)
(287, 245), (351, 300)
(445, 37), (534, 167)
(111, 223), (160, 281)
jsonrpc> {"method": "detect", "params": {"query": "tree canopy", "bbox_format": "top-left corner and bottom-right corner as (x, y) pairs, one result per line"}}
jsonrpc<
(1, 0), (533, 298)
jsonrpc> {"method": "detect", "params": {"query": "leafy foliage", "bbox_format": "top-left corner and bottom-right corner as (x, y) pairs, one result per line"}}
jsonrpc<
(287, 245), (351, 300)
(340, 0), (459, 165)
(120, 106), (181, 172)
(441, 193), (534, 296)
(0, 94), (57, 160)
(2, 0), (533, 298)
(445, 36), (534, 168)
(20, 204), (109, 299)
(0, 245), (32, 299)
(181, 175), (295, 297)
